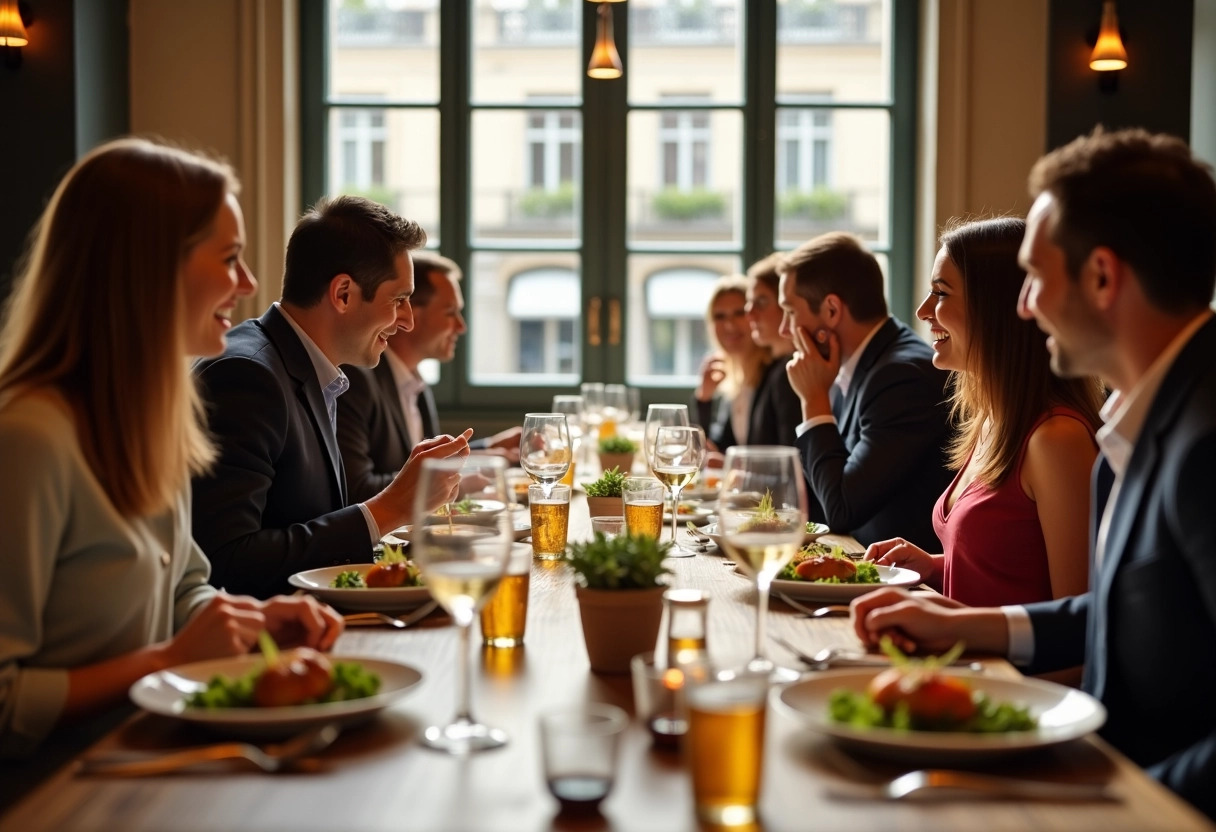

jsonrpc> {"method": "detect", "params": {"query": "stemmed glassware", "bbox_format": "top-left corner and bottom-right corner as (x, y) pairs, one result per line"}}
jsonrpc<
(718, 446), (807, 681)
(551, 395), (585, 471)
(602, 384), (630, 434)
(643, 404), (689, 475)
(412, 456), (514, 753)
(651, 425), (706, 558)
(520, 413), (572, 499)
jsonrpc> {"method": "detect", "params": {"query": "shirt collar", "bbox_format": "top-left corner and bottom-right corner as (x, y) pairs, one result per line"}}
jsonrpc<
(383, 349), (426, 397)
(274, 301), (346, 393)
(1096, 309), (1212, 477)
(835, 317), (888, 397)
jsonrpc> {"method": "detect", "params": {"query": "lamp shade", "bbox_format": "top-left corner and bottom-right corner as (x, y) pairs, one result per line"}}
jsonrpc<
(587, 3), (622, 80)
(0, 0), (27, 47)
(1089, 0), (1127, 72)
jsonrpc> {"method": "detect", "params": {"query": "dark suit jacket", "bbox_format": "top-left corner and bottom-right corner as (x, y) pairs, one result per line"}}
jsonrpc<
(192, 306), (371, 598)
(1024, 316), (1216, 820)
(795, 317), (952, 550)
(337, 360), (490, 503)
(695, 358), (803, 451)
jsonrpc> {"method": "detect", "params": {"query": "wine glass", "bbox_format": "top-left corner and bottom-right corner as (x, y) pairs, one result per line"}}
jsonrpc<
(581, 382), (606, 454)
(412, 455), (514, 753)
(520, 413), (572, 499)
(651, 425), (706, 558)
(718, 446), (807, 682)
(643, 404), (689, 477)
(602, 384), (630, 435)
(551, 395), (585, 472)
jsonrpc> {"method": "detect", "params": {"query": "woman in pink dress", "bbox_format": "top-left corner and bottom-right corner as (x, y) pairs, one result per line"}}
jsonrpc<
(866, 217), (1104, 606)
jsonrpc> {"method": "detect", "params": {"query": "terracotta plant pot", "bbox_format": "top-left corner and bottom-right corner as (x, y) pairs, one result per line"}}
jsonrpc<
(597, 451), (635, 477)
(585, 495), (624, 518)
(574, 585), (666, 674)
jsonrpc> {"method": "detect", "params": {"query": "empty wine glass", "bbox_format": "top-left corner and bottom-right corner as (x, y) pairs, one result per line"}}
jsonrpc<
(520, 413), (572, 499)
(412, 455), (514, 753)
(602, 384), (630, 435)
(651, 425), (706, 558)
(552, 395), (586, 471)
(643, 404), (689, 478)
(718, 446), (807, 682)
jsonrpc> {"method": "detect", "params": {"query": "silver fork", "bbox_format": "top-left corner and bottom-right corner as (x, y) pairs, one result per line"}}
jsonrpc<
(77, 723), (341, 777)
(773, 590), (850, 618)
(829, 769), (1119, 802)
(343, 599), (440, 628)
(772, 636), (983, 672)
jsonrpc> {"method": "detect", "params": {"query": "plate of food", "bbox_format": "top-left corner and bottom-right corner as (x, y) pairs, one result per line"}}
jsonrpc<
(765, 544), (920, 601)
(775, 647), (1106, 763)
(130, 650), (424, 739)
(288, 561), (430, 613)
(665, 501), (715, 526)
(702, 523), (841, 550)
(387, 515), (532, 543)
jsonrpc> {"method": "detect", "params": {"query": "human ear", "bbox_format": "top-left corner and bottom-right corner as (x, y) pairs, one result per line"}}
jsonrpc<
(329, 274), (354, 311)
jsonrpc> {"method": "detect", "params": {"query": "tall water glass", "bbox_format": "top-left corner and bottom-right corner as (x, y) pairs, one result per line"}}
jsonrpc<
(520, 413), (572, 499)
(718, 446), (807, 681)
(412, 456), (514, 753)
(652, 425), (706, 558)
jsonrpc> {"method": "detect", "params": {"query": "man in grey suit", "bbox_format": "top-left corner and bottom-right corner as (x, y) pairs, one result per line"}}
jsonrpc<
(851, 128), (1216, 821)
(193, 197), (471, 598)
(777, 232), (952, 550)
(337, 253), (521, 502)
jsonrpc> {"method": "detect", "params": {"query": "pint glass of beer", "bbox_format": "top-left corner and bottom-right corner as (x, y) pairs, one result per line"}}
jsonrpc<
(480, 543), (532, 647)
(529, 483), (571, 560)
(622, 477), (664, 539)
(685, 668), (769, 827)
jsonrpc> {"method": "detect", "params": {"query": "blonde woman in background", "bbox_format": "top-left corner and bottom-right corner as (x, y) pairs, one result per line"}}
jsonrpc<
(694, 274), (769, 451)
(0, 138), (342, 758)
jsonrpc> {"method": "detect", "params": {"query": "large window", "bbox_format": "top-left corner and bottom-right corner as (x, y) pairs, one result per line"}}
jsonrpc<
(304, 0), (915, 410)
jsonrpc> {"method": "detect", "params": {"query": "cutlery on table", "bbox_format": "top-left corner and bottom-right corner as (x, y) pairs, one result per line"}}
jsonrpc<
(773, 591), (850, 618)
(77, 723), (341, 777)
(343, 600), (440, 629)
(771, 637), (983, 672)
(827, 769), (1120, 803)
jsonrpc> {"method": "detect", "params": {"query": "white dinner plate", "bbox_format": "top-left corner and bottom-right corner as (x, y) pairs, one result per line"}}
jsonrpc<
(130, 655), (424, 739)
(287, 564), (431, 612)
(702, 522), (838, 549)
(768, 565), (922, 601)
(664, 505), (715, 526)
(775, 670), (1107, 763)
(388, 515), (532, 543)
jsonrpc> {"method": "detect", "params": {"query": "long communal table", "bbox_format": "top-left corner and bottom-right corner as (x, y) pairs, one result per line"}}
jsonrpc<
(2, 496), (1212, 831)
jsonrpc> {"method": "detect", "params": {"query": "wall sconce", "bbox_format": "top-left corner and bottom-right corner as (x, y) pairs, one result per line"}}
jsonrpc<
(587, 3), (623, 80)
(1088, 0), (1127, 93)
(0, 0), (30, 70)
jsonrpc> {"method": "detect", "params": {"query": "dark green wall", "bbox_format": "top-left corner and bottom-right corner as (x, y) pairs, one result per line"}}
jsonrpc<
(0, 0), (128, 302)
(1048, 0), (1195, 149)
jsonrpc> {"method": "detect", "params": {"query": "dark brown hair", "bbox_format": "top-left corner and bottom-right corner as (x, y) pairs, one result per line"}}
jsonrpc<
(409, 251), (462, 308)
(778, 232), (887, 322)
(940, 217), (1103, 486)
(1029, 127), (1216, 313)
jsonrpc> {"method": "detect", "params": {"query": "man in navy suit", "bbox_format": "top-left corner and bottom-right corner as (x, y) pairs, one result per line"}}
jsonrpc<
(777, 232), (953, 550)
(193, 197), (471, 598)
(851, 128), (1216, 820)
(337, 252), (521, 502)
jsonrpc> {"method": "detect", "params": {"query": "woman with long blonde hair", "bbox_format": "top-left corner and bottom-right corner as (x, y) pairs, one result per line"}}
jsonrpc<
(0, 138), (341, 758)
(867, 217), (1103, 605)
(694, 275), (769, 450)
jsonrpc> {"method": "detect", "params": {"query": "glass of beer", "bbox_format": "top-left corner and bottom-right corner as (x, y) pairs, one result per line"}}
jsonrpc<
(622, 476), (664, 539)
(685, 667), (770, 827)
(529, 483), (571, 560)
(480, 543), (531, 648)
(412, 456), (513, 754)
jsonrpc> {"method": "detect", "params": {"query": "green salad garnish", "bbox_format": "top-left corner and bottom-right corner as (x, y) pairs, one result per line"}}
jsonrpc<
(331, 570), (366, 588)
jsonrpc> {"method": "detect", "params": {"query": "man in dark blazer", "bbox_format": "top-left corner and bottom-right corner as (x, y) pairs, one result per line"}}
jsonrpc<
(778, 232), (952, 550)
(193, 197), (471, 598)
(850, 128), (1216, 820)
(338, 253), (521, 502)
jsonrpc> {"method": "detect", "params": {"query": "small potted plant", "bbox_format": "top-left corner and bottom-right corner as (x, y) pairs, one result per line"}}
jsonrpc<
(597, 435), (637, 477)
(584, 466), (627, 518)
(566, 532), (672, 674)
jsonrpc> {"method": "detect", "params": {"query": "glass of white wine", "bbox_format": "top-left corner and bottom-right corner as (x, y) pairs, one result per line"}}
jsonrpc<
(651, 425), (706, 558)
(412, 455), (513, 753)
(718, 446), (807, 681)
(520, 413), (572, 499)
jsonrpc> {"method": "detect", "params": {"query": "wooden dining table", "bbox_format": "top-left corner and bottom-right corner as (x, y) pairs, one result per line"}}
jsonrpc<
(2, 495), (1212, 832)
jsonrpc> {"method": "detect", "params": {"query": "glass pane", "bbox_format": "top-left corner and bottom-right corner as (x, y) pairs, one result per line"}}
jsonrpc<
(471, 109), (582, 244)
(777, 0), (891, 103)
(471, 0), (580, 105)
(627, 109), (742, 246)
(467, 252), (581, 386)
(629, 0), (744, 105)
(328, 0), (439, 103)
(327, 108), (441, 244)
(625, 253), (742, 387)
(774, 107), (889, 248)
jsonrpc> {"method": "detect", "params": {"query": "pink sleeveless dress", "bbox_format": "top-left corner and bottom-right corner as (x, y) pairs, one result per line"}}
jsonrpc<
(934, 408), (1094, 607)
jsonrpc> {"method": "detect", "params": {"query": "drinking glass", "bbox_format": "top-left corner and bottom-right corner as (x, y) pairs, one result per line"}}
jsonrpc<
(626, 387), (641, 425)
(718, 446), (807, 681)
(412, 455), (514, 753)
(520, 413), (572, 499)
(552, 394), (585, 476)
(643, 404), (689, 477)
(602, 384), (630, 436)
(652, 425), (706, 558)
